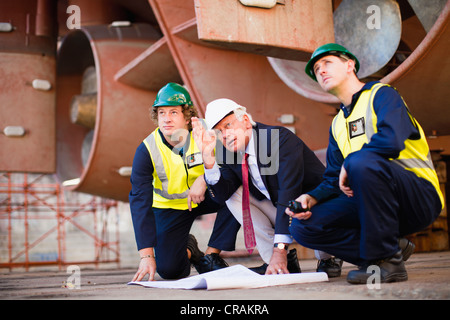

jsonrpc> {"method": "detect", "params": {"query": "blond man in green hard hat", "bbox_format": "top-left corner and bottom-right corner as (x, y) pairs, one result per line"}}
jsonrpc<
(288, 44), (443, 284)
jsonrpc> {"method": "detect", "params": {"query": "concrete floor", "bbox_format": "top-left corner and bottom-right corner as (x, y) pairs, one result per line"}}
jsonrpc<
(1, 251), (449, 301)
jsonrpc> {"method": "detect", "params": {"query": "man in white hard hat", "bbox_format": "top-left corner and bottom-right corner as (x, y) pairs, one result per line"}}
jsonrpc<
(192, 98), (327, 275)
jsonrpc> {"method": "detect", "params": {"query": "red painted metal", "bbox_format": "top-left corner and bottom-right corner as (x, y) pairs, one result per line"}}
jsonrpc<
(385, 2), (450, 137)
(55, 24), (161, 201)
(0, 0), (57, 173)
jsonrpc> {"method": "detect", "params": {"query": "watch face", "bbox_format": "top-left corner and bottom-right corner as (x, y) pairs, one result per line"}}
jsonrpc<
(276, 243), (287, 250)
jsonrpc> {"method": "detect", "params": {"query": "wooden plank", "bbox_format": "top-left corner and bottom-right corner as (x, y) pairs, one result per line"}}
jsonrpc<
(194, 0), (335, 60)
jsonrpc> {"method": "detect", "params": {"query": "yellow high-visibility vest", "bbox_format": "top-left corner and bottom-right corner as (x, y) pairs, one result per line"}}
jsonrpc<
(143, 128), (205, 210)
(331, 83), (444, 209)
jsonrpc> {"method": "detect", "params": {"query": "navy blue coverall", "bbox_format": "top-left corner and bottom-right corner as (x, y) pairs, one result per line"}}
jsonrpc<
(289, 81), (443, 266)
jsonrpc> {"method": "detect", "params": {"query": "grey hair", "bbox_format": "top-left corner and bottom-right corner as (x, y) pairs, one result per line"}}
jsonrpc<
(233, 107), (256, 126)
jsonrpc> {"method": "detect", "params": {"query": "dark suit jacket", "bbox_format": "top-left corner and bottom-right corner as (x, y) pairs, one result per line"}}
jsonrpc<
(207, 122), (325, 236)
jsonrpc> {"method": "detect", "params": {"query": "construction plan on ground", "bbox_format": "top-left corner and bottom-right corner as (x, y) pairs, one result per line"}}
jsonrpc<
(128, 264), (328, 290)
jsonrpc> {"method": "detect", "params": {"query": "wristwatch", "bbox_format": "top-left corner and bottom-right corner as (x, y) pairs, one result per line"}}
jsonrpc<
(274, 243), (289, 251)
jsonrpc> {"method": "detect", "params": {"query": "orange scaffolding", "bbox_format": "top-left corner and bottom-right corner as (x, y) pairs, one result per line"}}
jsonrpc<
(0, 172), (120, 270)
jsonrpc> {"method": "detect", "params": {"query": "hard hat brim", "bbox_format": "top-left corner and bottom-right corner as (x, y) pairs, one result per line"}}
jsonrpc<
(305, 44), (360, 82)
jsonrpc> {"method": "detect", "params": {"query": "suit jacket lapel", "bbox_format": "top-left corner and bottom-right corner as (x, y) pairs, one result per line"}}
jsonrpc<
(253, 123), (273, 198)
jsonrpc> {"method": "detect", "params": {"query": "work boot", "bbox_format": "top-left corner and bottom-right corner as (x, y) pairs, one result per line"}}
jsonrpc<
(316, 257), (343, 278)
(399, 238), (415, 261)
(347, 251), (408, 284)
(194, 253), (229, 274)
(187, 234), (204, 265)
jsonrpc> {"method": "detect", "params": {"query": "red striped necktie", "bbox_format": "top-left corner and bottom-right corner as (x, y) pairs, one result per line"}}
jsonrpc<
(242, 153), (256, 254)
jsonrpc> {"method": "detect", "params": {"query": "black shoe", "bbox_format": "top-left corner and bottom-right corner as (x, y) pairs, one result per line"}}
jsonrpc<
(347, 251), (408, 284)
(399, 238), (415, 261)
(249, 249), (301, 275)
(194, 253), (229, 274)
(249, 263), (268, 275)
(316, 257), (343, 278)
(187, 234), (204, 265)
(287, 248), (302, 273)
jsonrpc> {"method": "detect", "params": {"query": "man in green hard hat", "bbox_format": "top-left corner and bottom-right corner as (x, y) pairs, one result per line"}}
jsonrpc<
(287, 44), (443, 284)
(129, 83), (240, 281)
(304, 43), (360, 83)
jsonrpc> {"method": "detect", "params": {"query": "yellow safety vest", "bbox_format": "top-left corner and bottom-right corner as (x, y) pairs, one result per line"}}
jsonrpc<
(143, 128), (205, 210)
(331, 83), (444, 209)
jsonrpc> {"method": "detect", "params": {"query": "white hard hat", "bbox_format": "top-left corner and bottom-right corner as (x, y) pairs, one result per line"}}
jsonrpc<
(205, 98), (245, 130)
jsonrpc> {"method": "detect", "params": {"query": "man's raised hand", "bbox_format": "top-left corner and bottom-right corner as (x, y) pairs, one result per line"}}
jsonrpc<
(192, 117), (217, 169)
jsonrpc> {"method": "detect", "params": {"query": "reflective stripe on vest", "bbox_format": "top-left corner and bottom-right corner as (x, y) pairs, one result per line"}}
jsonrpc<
(144, 133), (190, 200)
(331, 83), (444, 209)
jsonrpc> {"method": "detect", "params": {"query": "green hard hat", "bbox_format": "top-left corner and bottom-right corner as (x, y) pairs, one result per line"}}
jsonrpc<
(153, 82), (193, 107)
(305, 43), (360, 81)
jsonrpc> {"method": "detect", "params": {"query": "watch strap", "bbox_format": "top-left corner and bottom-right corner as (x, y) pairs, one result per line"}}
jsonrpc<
(274, 243), (289, 250)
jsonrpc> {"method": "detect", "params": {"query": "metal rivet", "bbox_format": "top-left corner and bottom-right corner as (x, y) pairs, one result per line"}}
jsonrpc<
(3, 126), (25, 137)
(118, 166), (132, 177)
(0, 22), (13, 32)
(110, 21), (131, 27)
(32, 79), (52, 91)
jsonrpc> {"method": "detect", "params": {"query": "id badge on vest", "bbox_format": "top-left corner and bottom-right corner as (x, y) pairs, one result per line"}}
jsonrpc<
(186, 152), (203, 169)
(349, 117), (365, 139)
